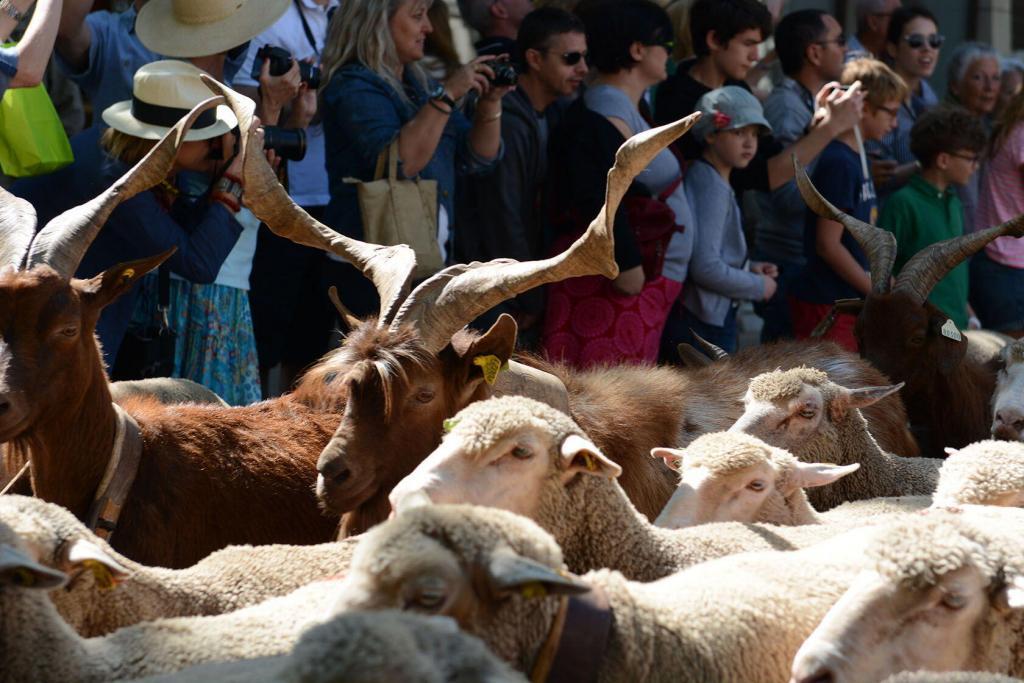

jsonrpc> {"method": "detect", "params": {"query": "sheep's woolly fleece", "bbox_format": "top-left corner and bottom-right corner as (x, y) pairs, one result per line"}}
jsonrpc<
(882, 673), (1023, 683)
(443, 395), (584, 456)
(936, 440), (1024, 505)
(1005, 340), (1024, 365)
(682, 432), (800, 479)
(130, 610), (527, 683)
(748, 367), (833, 401)
(867, 512), (1010, 590)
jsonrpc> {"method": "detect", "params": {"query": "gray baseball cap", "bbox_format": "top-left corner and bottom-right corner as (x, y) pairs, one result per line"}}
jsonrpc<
(692, 85), (773, 140)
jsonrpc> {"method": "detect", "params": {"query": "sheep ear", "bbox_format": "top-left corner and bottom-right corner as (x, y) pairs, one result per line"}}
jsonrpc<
(485, 546), (591, 598)
(997, 575), (1024, 611)
(789, 462), (860, 492)
(62, 538), (129, 589)
(0, 544), (68, 589)
(943, 446), (959, 457)
(560, 434), (622, 479)
(829, 383), (903, 421)
(651, 447), (684, 471)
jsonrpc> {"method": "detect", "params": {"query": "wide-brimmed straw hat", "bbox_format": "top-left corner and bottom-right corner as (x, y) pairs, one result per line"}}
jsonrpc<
(102, 60), (238, 141)
(135, 0), (290, 58)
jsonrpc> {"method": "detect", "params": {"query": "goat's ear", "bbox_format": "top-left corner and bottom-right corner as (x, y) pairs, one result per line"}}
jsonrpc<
(59, 538), (129, 589)
(452, 314), (518, 386)
(560, 434), (621, 479)
(929, 315), (969, 374)
(485, 546), (591, 598)
(79, 248), (176, 311)
(651, 447), (685, 471)
(788, 462), (860, 492)
(830, 383), (903, 420)
(327, 286), (362, 335)
(0, 544), (68, 590)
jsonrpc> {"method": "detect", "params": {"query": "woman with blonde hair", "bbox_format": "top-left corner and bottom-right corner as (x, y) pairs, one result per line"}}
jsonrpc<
(971, 87), (1024, 336)
(320, 0), (511, 316)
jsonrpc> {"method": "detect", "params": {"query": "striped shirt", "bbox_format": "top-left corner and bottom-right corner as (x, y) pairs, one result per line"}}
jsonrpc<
(976, 123), (1024, 267)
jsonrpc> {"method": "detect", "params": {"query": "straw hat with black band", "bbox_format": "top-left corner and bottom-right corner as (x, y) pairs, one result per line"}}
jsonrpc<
(102, 61), (239, 141)
(135, 0), (290, 59)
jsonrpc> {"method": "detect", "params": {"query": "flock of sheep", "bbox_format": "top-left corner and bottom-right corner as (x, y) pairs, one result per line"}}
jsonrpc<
(5, 80), (1024, 683)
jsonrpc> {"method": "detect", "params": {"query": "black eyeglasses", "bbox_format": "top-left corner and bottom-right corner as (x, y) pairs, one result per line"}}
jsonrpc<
(815, 34), (847, 48)
(643, 38), (676, 53)
(949, 151), (980, 165)
(874, 103), (900, 118)
(903, 33), (944, 50)
(556, 50), (588, 66)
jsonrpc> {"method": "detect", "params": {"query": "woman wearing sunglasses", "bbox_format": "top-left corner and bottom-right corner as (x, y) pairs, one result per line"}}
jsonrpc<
(868, 5), (943, 199)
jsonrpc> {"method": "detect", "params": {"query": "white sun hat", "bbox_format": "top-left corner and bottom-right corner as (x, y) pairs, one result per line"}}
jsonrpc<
(102, 60), (238, 141)
(135, 0), (290, 59)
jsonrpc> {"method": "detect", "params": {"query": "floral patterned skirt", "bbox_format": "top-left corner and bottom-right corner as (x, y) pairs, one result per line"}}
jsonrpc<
(541, 274), (682, 368)
(133, 275), (262, 406)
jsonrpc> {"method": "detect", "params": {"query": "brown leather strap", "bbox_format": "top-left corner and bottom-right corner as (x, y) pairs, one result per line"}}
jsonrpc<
(530, 595), (569, 683)
(86, 403), (143, 542)
(543, 585), (613, 683)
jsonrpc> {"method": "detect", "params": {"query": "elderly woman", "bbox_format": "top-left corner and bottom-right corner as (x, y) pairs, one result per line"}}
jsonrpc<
(946, 41), (1001, 234)
(320, 0), (508, 317)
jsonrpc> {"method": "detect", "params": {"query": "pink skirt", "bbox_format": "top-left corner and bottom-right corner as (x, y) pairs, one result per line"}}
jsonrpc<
(541, 275), (682, 368)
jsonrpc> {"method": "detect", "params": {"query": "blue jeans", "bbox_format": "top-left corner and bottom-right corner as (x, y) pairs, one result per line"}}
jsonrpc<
(969, 250), (1024, 332)
(659, 303), (738, 364)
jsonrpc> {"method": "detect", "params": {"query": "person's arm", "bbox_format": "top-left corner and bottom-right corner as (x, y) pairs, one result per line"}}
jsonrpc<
(764, 83), (865, 191)
(815, 216), (872, 295)
(6, 0), (61, 87)
(54, 0), (92, 72)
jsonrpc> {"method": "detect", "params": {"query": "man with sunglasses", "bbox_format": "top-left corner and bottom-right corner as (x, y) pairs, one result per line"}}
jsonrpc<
(455, 7), (588, 346)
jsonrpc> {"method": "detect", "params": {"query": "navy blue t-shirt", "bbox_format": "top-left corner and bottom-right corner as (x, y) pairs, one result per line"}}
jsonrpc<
(793, 140), (877, 304)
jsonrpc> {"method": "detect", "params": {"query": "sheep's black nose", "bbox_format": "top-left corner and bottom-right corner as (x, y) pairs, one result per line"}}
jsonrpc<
(795, 669), (835, 683)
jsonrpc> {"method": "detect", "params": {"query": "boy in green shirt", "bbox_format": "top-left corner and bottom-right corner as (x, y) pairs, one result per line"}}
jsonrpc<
(879, 105), (987, 330)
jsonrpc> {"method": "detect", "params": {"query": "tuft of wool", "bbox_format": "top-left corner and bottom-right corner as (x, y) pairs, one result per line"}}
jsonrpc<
(936, 440), (1024, 506)
(444, 395), (584, 459)
(748, 367), (830, 401)
(680, 432), (788, 476)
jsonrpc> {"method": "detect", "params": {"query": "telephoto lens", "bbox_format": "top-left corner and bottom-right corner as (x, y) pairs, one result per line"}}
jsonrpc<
(262, 126), (307, 162)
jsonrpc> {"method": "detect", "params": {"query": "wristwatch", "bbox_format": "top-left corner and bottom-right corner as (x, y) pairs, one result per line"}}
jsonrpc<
(0, 0), (25, 22)
(213, 175), (243, 203)
(428, 84), (456, 109)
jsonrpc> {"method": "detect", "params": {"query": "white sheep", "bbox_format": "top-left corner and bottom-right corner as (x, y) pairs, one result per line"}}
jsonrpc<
(992, 339), (1024, 440)
(330, 502), (1013, 682)
(791, 513), (1024, 683)
(109, 378), (229, 406)
(129, 610), (527, 683)
(0, 515), (363, 682)
(730, 367), (942, 509)
(652, 432), (927, 528)
(390, 396), (912, 581)
(882, 674), (1023, 683)
(933, 440), (1024, 508)
(0, 495), (357, 637)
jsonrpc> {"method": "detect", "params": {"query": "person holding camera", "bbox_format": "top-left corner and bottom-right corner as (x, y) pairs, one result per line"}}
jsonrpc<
(234, 0), (338, 396)
(320, 0), (509, 318)
(11, 61), (260, 377)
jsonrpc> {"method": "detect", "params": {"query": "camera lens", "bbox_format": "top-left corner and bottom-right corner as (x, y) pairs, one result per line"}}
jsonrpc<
(488, 59), (518, 87)
(262, 126), (307, 162)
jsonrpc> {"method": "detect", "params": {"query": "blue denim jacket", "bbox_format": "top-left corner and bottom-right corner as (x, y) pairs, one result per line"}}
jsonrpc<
(322, 62), (500, 248)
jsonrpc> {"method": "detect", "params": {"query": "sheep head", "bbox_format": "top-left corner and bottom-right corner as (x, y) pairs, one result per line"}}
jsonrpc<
(331, 504), (590, 668)
(651, 432), (858, 528)
(790, 513), (1024, 683)
(389, 396), (620, 521)
(934, 440), (1024, 507)
(992, 340), (1024, 441)
(729, 367), (901, 459)
(313, 113), (701, 533)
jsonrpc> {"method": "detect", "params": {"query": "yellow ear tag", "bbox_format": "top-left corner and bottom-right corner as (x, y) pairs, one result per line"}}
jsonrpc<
(84, 560), (116, 591)
(583, 454), (597, 471)
(443, 418), (460, 433)
(120, 268), (135, 286)
(521, 582), (548, 599)
(473, 355), (507, 385)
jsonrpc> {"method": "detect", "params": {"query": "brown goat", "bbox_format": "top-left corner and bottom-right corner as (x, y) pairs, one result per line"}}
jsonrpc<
(0, 94), (421, 568)
(795, 161), (1024, 456)
(316, 316), (918, 535)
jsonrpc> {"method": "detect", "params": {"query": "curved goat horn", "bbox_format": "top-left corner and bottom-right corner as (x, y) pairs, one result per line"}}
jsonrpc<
(690, 330), (728, 360)
(0, 189), (37, 269)
(391, 112), (703, 353)
(893, 213), (1024, 305)
(794, 156), (896, 294)
(25, 97), (223, 279)
(202, 75), (417, 326)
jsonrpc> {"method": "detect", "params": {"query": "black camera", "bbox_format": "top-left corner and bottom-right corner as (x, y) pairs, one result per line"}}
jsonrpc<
(250, 45), (322, 90)
(487, 58), (518, 87)
(262, 126), (307, 162)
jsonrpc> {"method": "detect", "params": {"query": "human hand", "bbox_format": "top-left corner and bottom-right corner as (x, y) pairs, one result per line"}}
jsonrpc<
(818, 80), (865, 136)
(870, 156), (898, 186)
(968, 315), (982, 330)
(751, 261), (778, 278)
(286, 81), (318, 129)
(612, 265), (645, 296)
(226, 117), (263, 180)
(259, 57), (301, 123)
(762, 274), (778, 300)
(443, 55), (497, 101)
